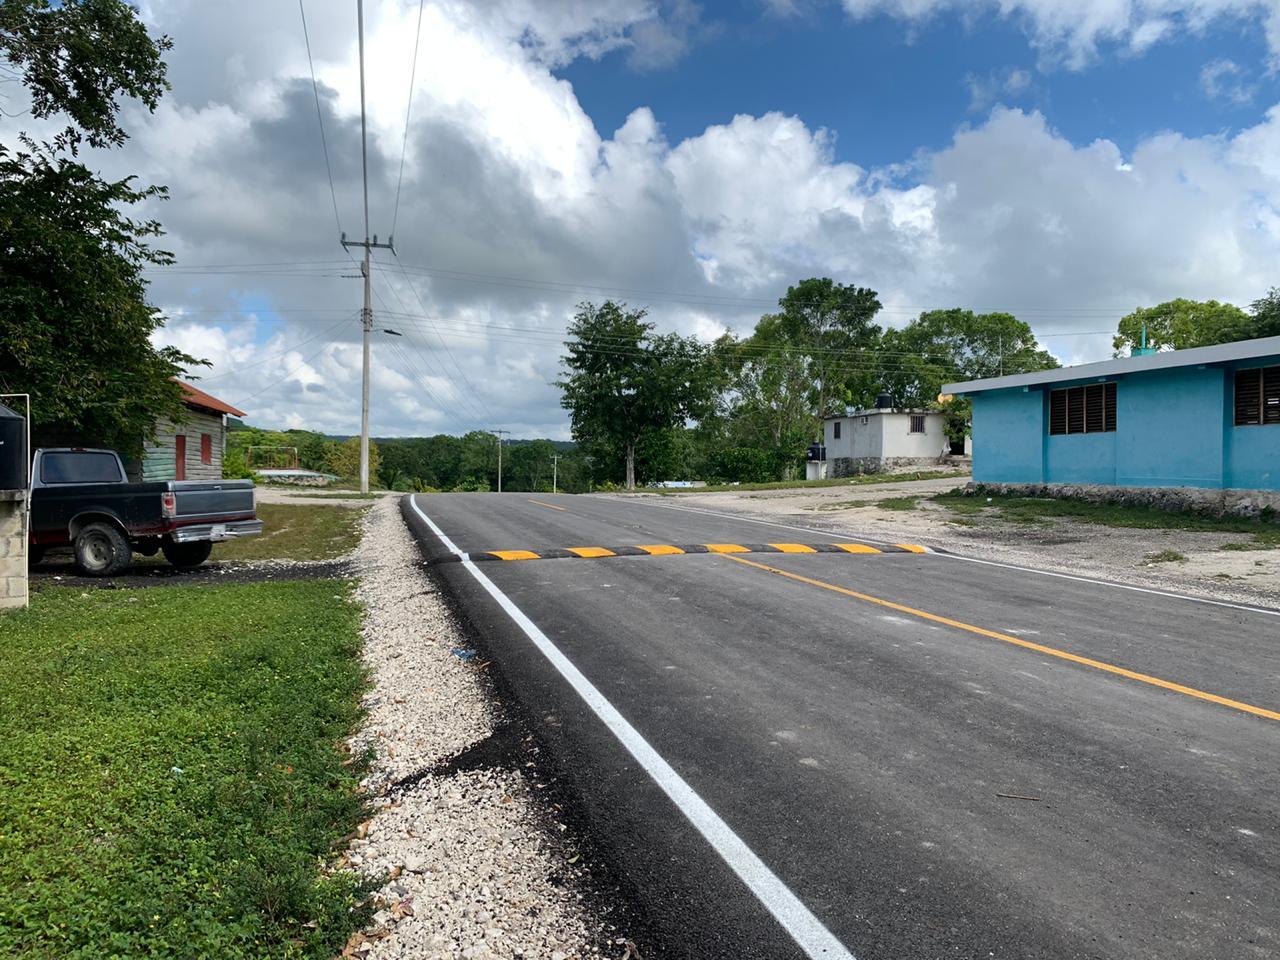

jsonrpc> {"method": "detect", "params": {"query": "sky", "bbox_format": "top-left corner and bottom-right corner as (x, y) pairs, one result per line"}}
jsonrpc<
(8, 0), (1280, 439)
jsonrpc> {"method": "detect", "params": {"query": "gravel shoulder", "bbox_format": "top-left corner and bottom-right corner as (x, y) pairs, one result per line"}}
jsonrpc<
(346, 497), (623, 960)
(609, 478), (1280, 607)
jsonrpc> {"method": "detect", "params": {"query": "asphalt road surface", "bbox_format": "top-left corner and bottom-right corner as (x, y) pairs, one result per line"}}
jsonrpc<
(402, 492), (1280, 960)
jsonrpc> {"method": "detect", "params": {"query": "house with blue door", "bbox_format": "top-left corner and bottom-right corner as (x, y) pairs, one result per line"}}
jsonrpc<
(941, 335), (1280, 491)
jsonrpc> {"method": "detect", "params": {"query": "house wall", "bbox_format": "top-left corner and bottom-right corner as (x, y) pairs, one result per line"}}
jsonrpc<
(0, 492), (27, 609)
(137, 409), (225, 482)
(970, 358), (1280, 491)
(972, 389), (1045, 484)
(880, 412), (948, 459)
(1115, 367), (1224, 488)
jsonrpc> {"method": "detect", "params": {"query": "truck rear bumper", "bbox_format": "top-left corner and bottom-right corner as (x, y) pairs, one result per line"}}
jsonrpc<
(170, 519), (264, 543)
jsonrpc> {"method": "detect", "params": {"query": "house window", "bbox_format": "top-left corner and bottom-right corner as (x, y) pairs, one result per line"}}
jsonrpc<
(1049, 383), (1117, 435)
(909, 414), (926, 434)
(200, 433), (212, 464)
(1234, 366), (1280, 426)
(833, 421), (841, 439)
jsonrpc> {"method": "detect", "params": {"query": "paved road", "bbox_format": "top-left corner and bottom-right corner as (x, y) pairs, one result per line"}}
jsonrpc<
(403, 493), (1280, 960)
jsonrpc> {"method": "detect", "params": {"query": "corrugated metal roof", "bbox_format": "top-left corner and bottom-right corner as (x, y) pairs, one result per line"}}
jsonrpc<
(942, 335), (1280, 395)
(176, 380), (246, 417)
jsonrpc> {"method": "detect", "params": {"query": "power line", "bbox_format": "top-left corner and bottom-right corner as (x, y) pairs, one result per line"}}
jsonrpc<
(193, 314), (354, 382)
(298, 0), (343, 236)
(391, 0), (426, 241)
(386, 250), (494, 419)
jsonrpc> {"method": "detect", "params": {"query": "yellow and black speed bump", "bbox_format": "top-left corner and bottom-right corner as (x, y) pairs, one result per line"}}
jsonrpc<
(428, 542), (929, 565)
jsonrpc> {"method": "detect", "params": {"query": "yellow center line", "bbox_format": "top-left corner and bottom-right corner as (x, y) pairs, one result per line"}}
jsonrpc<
(528, 499), (567, 511)
(723, 553), (1280, 724)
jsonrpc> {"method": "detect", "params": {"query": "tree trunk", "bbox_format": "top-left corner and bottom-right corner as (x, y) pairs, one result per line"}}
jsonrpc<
(625, 442), (636, 490)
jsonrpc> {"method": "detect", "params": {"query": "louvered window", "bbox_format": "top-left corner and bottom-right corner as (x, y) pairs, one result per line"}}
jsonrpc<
(1049, 383), (1117, 435)
(1234, 366), (1280, 426)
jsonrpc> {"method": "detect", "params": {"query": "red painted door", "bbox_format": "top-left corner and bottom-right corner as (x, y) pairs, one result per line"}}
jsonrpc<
(175, 435), (186, 481)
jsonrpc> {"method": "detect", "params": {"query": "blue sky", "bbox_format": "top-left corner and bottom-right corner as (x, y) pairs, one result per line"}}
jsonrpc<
(559, 3), (1279, 172)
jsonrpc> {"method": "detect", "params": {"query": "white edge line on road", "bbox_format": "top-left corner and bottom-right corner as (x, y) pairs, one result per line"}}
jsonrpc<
(626, 497), (1280, 619)
(408, 495), (855, 960)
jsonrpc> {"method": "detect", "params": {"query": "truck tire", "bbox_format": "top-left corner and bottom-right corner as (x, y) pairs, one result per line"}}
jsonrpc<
(28, 545), (45, 567)
(74, 522), (132, 577)
(162, 540), (212, 569)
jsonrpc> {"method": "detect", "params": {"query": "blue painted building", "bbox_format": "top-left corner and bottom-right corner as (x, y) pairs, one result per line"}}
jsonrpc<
(942, 336), (1280, 491)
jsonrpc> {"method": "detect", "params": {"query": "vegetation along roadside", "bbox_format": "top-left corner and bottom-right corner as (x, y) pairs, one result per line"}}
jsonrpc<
(0, 580), (373, 959)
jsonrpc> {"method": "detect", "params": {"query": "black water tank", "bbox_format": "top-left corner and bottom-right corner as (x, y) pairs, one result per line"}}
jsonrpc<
(875, 392), (893, 409)
(806, 443), (826, 462)
(0, 403), (27, 490)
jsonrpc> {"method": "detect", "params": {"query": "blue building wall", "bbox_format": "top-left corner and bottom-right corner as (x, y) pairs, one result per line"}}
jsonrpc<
(970, 357), (1280, 491)
(1114, 368), (1224, 488)
(971, 388), (1045, 484)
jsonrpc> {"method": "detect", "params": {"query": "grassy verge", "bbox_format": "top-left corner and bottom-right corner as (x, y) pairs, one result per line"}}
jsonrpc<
(933, 493), (1280, 547)
(286, 493), (380, 501)
(0, 581), (371, 959)
(648, 469), (970, 495)
(215, 502), (368, 562)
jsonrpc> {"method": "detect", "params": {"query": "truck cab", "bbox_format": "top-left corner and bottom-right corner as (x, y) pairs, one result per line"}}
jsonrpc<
(29, 448), (263, 576)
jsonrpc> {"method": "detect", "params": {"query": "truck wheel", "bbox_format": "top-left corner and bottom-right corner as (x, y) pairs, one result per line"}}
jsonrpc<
(28, 545), (45, 567)
(161, 540), (212, 569)
(74, 523), (132, 577)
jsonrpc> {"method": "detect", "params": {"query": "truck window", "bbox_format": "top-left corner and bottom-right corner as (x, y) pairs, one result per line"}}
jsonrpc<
(41, 451), (124, 484)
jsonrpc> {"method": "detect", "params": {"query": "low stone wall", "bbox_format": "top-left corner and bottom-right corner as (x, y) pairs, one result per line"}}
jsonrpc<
(831, 456), (942, 478)
(0, 491), (28, 610)
(964, 481), (1280, 522)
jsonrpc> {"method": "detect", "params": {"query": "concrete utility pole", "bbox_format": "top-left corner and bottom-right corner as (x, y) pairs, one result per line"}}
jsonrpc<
(340, 0), (394, 494)
(551, 454), (559, 494)
(492, 429), (510, 492)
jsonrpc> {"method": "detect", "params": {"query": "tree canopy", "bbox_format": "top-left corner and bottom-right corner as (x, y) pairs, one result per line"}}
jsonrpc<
(1112, 298), (1251, 355)
(558, 301), (716, 489)
(0, 0), (197, 456)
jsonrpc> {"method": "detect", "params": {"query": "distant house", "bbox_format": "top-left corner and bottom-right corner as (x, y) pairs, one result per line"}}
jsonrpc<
(128, 381), (246, 482)
(942, 335), (1280, 491)
(823, 404), (949, 476)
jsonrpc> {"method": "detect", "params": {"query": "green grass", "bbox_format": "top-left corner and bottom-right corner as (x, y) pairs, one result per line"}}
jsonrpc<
(0, 581), (372, 959)
(215, 503), (368, 562)
(1145, 549), (1188, 563)
(875, 496), (920, 510)
(650, 469), (970, 495)
(933, 492), (1280, 542)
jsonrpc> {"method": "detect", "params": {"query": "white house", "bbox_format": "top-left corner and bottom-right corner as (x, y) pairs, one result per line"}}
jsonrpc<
(823, 407), (949, 476)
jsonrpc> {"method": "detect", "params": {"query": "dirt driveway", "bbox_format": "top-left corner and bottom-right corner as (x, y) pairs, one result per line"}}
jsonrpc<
(612, 478), (1280, 606)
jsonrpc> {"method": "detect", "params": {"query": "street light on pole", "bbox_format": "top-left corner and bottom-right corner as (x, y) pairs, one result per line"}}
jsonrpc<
(551, 454), (559, 494)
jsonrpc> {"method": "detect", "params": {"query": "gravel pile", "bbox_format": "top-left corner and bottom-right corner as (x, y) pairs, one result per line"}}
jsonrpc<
(346, 497), (611, 960)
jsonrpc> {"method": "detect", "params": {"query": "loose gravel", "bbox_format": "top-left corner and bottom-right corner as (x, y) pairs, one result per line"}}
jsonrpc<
(347, 497), (614, 960)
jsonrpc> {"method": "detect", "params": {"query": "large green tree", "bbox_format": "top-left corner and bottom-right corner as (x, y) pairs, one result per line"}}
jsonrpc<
(0, 0), (199, 455)
(1244, 288), (1280, 341)
(773, 278), (883, 419)
(881, 309), (1058, 409)
(1111, 298), (1250, 355)
(558, 301), (715, 489)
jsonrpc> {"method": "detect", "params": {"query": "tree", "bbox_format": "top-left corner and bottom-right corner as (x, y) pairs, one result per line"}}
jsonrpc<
(1245, 288), (1280, 341)
(774, 278), (883, 419)
(326, 437), (380, 481)
(1112, 299), (1250, 355)
(881, 309), (1058, 410)
(558, 301), (715, 490)
(0, 0), (197, 456)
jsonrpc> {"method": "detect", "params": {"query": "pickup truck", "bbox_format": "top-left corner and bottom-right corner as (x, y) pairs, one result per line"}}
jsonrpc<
(28, 448), (263, 576)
